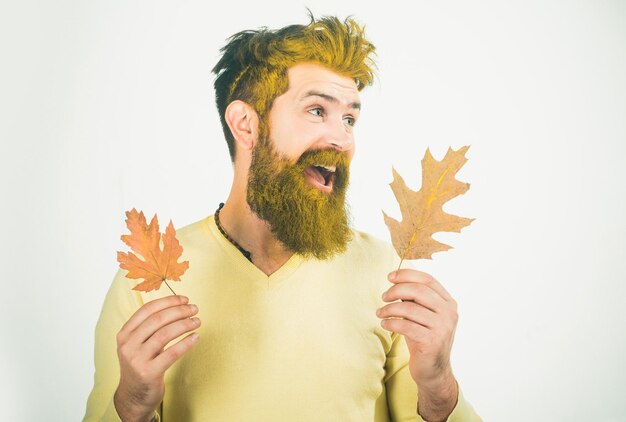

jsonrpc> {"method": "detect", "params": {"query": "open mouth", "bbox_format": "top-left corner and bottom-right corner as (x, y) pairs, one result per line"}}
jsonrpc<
(304, 164), (336, 193)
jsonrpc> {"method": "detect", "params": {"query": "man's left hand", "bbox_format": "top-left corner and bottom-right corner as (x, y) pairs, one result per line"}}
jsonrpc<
(377, 269), (459, 412)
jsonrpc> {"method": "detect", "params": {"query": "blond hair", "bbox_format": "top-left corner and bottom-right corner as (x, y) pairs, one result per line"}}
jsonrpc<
(212, 13), (377, 160)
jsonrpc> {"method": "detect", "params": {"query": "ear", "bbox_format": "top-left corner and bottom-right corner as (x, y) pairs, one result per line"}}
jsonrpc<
(225, 100), (259, 152)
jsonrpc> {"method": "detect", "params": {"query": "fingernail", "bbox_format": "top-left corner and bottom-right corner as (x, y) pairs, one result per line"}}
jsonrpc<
(190, 333), (199, 342)
(376, 308), (382, 316)
(388, 272), (396, 281)
(180, 295), (189, 302)
(382, 292), (388, 300)
(189, 304), (198, 312)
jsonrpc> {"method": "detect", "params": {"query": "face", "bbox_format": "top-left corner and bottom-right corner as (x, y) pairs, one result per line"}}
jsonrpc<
(265, 62), (360, 174)
(246, 63), (362, 259)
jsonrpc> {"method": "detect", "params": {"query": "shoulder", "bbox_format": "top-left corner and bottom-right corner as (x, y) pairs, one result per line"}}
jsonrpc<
(167, 215), (216, 254)
(173, 215), (211, 241)
(159, 215), (219, 264)
(343, 229), (400, 269)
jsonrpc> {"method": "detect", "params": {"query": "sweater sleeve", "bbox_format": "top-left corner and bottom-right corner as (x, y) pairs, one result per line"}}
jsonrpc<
(384, 331), (419, 421)
(82, 270), (163, 422)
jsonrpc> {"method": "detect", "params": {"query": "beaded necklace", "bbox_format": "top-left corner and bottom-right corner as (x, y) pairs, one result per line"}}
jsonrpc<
(214, 202), (253, 262)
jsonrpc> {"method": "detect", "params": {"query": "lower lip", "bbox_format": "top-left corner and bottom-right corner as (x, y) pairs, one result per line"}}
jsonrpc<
(303, 168), (333, 193)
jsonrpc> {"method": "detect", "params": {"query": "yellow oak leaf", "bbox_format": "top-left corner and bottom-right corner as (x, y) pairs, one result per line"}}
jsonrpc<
(383, 146), (474, 264)
(117, 209), (189, 293)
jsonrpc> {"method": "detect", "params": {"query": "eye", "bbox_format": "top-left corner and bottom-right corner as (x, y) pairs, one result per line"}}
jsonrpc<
(343, 116), (356, 127)
(308, 107), (324, 117)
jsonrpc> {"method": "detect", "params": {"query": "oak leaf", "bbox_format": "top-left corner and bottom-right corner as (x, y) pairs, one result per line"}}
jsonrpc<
(117, 209), (189, 293)
(383, 146), (474, 264)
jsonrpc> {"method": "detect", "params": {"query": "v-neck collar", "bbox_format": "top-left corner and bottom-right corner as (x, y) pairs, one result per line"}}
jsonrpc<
(204, 214), (305, 289)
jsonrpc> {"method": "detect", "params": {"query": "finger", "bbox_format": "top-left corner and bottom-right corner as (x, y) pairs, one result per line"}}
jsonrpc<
(142, 316), (202, 359)
(388, 269), (453, 302)
(377, 301), (436, 328)
(383, 282), (446, 313)
(152, 332), (200, 374)
(380, 317), (429, 343)
(131, 303), (199, 346)
(120, 295), (189, 338)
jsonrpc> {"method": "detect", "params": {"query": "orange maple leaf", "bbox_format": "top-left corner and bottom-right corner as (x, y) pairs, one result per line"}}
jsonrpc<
(383, 146), (474, 265)
(117, 209), (189, 293)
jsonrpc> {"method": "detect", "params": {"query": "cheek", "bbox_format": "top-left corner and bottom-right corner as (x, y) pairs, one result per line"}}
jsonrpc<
(348, 139), (356, 159)
(279, 122), (324, 156)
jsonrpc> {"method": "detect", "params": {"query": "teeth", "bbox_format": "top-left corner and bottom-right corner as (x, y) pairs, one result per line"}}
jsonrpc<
(315, 164), (336, 173)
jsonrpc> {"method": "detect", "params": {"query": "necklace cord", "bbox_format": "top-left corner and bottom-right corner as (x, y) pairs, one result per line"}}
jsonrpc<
(215, 203), (253, 262)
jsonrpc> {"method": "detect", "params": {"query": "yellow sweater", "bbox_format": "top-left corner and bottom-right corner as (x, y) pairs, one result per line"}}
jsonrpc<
(84, 215), (481, 421)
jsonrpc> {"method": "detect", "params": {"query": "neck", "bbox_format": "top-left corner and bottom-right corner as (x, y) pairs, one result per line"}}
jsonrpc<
(218, 189), (294, 276)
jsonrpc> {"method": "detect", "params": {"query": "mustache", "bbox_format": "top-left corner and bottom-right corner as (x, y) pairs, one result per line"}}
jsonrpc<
(296, 148), (350, 171)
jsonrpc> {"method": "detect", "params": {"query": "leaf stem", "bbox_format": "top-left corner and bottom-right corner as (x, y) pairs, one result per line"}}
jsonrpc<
(397, 254), (407, 302)
(163, 279), (177, 296)
(396, 258), (405, 273)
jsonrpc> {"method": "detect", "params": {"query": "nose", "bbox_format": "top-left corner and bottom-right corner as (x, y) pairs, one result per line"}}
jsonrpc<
(324, 118), (354, 152)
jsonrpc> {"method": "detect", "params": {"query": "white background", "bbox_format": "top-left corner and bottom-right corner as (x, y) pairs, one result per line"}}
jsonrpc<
(1, 1), (625, 421)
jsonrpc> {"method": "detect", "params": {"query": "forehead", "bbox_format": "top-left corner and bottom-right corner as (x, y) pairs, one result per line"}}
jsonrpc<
(283, 62), (360, 104)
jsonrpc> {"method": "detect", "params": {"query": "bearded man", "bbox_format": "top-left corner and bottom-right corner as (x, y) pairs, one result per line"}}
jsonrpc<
(84, 15), (481, 422)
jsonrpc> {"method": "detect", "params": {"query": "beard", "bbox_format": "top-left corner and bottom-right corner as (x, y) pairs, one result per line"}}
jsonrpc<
(246, 137), (353, 260)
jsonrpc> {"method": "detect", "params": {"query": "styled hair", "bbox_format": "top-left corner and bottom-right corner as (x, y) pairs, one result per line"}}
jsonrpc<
(212, 13), (377, 161)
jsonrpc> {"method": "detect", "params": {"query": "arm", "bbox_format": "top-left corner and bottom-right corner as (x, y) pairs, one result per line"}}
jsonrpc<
(84, 270), (143, 422)
(114, 294), (200, 421)
(83, 271), (200, 422)
(380, 269), (482, 422)
(415, 370), (458, 422)
(384, 331), (481, 422)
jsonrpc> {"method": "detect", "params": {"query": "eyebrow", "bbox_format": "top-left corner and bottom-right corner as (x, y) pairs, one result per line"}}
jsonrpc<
(301, 90), (361, 110)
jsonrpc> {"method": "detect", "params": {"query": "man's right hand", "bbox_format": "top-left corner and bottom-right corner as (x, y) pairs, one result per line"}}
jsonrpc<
(113, 295), (201, 422)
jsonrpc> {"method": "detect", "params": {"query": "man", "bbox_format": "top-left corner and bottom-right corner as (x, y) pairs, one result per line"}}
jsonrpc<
(84, 15), (481, 422)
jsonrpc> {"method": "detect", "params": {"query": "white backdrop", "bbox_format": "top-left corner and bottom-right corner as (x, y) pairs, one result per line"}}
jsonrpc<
(1, 1), (625, 421)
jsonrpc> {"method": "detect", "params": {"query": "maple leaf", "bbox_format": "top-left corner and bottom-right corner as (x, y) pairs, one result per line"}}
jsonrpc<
(383, 146), (474, 265)
(117, 209), (189, 293)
